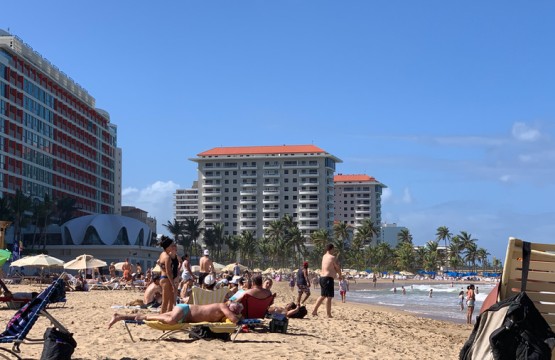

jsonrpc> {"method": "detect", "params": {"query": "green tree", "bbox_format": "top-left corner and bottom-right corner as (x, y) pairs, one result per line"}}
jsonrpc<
(395, 241), (415, 271)
(182, 217), (204, 257)
(238, 230), (257, 267)
(397, 228), (413, 244)
(9, 190), (32, 250)
(162, 219), (185, 244)
(354, 218), (380, 247)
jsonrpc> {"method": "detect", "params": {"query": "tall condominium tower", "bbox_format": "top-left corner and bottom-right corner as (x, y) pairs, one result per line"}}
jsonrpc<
(174, 181), (199, 223)
(0, 31), (120, 213)
(190, 145), (341, 237)
(333, 174), (387, 232)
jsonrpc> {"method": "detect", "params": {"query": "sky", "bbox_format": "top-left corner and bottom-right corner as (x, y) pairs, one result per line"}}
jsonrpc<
(2, 1), (554, 261)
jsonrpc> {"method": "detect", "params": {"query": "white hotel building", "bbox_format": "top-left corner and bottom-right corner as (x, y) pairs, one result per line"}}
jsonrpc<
(189, 145), (341, 237)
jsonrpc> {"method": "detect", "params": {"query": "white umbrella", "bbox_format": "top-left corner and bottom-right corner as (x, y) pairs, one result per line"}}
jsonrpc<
(191, 265), (201, 273)
(63, 254), (107, 270)
(212, 262), (225, 271)
(223, 263), (248, 273)
(114, 262), (126, 271)
(11, 254), (64, 268)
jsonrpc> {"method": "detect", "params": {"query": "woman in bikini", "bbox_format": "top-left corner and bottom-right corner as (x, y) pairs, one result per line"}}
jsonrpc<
(158, 236), (177, 313)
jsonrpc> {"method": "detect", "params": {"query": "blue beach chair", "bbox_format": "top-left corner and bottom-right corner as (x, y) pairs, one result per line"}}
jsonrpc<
(0, 276), (72, 359)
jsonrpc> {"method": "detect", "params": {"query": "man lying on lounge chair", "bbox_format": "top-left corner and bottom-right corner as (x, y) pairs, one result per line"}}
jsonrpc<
(107, 302), (243, 329)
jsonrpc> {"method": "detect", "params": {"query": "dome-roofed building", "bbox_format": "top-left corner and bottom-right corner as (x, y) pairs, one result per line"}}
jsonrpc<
(43, 214), (161, 272)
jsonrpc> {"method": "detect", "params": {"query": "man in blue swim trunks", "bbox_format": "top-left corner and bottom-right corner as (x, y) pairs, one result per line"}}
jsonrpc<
(311, 243), (341, 318)
(107, 302), (243, 329)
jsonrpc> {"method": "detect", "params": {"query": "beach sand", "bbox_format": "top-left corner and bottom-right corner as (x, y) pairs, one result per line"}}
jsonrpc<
(0, 280), (473, 360)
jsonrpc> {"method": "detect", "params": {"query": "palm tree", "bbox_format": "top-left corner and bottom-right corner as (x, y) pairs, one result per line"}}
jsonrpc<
(9, 190), (32, 251)
(397, 228), (413, 244)
(238, 230), (257, 268)
(54, 197), (78, 225)
(163, 219), (185, 244)
(212, 223), (226, 261)
(264, 219), (287, 266)
(458, 231), (478, 270)
(435, 226), (452, 270)
(477, 247), (490, 272)
(287, 226), (306, 267)
(182, 217), (204, 257)
(354, 218), (380, 247)
(374, 242), (394, 274)
(333, 222), (352, 263)
(0, 197), (11, 221)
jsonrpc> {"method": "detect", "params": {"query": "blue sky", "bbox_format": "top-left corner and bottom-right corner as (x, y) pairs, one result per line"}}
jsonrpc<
(2, 1), (554, 261)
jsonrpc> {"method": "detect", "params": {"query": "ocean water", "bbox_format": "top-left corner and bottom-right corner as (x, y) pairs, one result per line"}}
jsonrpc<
(345, 282), (496, 324)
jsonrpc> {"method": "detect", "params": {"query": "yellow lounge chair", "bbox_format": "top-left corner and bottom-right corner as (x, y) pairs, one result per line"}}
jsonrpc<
(190, 287), (230, 305)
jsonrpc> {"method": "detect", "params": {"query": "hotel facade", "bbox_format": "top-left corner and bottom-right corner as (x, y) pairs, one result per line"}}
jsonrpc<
(190, 145), (342, 237)
(0, 30), (120, 215)
(333, 174), (386, 227)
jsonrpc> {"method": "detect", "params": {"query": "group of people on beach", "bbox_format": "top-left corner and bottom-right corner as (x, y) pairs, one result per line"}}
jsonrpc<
(459, 284), (477, 324)
(108, 241), (345, 329)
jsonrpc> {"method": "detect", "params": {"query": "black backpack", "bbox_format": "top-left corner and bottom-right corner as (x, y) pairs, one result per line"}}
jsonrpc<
(460, 242), (555, 360)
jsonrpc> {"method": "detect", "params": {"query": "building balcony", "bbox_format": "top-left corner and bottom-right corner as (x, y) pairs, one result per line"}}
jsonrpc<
(262, 198), (280, 204)
(239, 224), (257, 230)
(241, 182), (257, 187)
(263, 215), (280, 220)
(299, 224), (320, 230)
(355, 215), (369, 221)
(299, 189), (319, 195)
(202, 183), (221, 188)
(203, 200), (222, 205)
(240, 173), (257, 178)
(299, 198), (319, 204)
(263, 163), (280, 169)
(203, 208), (221, 213)
(203, 174), (222, 179)
(263, 207), (279, 213)
(203, 190), (221, 196)
(263, 171), (280, 177)
(298, 215), (319, 221)
(355, 208), (371, 214)
(239, 208), (257, 213)
(262, 189), (280, 195)
(240, 215), (257, 220)
(299, 206), (319, 211)
(240, 198), (257, 204)
(263, 182), (280, 187)
(204, 217), (222, 222)
(240, 189), (257, 195)
(301, 181), (319, 186)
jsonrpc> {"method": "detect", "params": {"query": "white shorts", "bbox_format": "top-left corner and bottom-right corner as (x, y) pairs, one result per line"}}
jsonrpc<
(181, 272), (193, 282)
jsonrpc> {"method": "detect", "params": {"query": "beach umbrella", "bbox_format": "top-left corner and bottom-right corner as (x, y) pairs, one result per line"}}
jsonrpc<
(0, 249), (11, 267)
(152, 264), (162, 273)
(212, 262), (225, 271)
(262, 267), (275, 275)
(223, 263), (248, 273)
(114, 262), (126, 271)
(11, 254), (64, 268)
(191, 265), (200, 273)
(63, 254), (107, 270)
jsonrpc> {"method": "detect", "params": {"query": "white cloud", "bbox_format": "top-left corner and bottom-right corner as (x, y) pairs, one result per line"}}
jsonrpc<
(512, 122), (541, 142)
(499, 175), (511, 182)
(122, 180), (180, 234)
(402, 187), (412, 203)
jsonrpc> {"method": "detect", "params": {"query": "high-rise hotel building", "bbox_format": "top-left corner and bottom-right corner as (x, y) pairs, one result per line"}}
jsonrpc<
(174, 181), (199, 223)
(334, 174), (387, 232)
(190, 145), (341, 237)
(0, 30), (120, 214)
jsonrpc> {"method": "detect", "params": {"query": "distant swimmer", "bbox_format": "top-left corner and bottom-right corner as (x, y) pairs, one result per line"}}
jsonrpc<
(429, 289), (433, 298)
(401, 286), (406, 295)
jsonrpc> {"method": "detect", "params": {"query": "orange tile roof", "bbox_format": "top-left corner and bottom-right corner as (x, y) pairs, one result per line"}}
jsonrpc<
(334, 174), (377, 182)
(198, 145), (326, 156)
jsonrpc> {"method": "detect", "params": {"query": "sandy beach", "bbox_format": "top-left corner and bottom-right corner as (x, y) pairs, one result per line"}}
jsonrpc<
(0, 279), (473, 360)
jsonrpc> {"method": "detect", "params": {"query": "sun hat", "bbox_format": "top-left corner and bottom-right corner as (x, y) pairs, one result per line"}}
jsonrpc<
(204, 274), (216, 286)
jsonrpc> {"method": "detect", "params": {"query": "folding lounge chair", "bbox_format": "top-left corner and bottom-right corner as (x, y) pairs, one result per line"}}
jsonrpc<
(123, 319), (239, 342)
(0, 276), (71, 359)
(230, 293), (275, 341)
(0, 279), (36, 310)
(498, 237), (555, 332)
(190, 287), (230, 305)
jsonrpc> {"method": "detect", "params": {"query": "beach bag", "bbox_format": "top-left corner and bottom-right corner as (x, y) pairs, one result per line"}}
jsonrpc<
(459, 241), (555, 360)
(289, 305), (308, 319)
(40, 327), (77, 360)
(269, 313), (288, 333)
(189, 325), (231, 341)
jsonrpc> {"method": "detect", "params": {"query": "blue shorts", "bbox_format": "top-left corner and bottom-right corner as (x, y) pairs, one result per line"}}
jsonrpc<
(176, 303), (190, 323)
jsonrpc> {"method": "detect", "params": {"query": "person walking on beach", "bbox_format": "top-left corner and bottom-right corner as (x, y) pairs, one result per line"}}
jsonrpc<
(311, 243), (341, 318)
(296, 261), (311, 306)
(339, 276), (349, 303)
(466, 284), (476, 324)
(199, 249), (213, 286)
(372, 273), (377, 288)
(401, 286), (406, 295)
(429, 289), (433, 298)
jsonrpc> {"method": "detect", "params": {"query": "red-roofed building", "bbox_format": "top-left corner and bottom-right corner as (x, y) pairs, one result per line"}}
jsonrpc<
(334, 173), (387, 238)
(190, 145), (342, 237)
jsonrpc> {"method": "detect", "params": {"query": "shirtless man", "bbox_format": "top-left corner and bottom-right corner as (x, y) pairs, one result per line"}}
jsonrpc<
(198, 249), (213, 286)
(107, 302), (243, 329)
(143, 275), (162, 308)
(232, 275), (272, 302)
(122, 258), (133, 282)
(311, 243), (341, 318)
